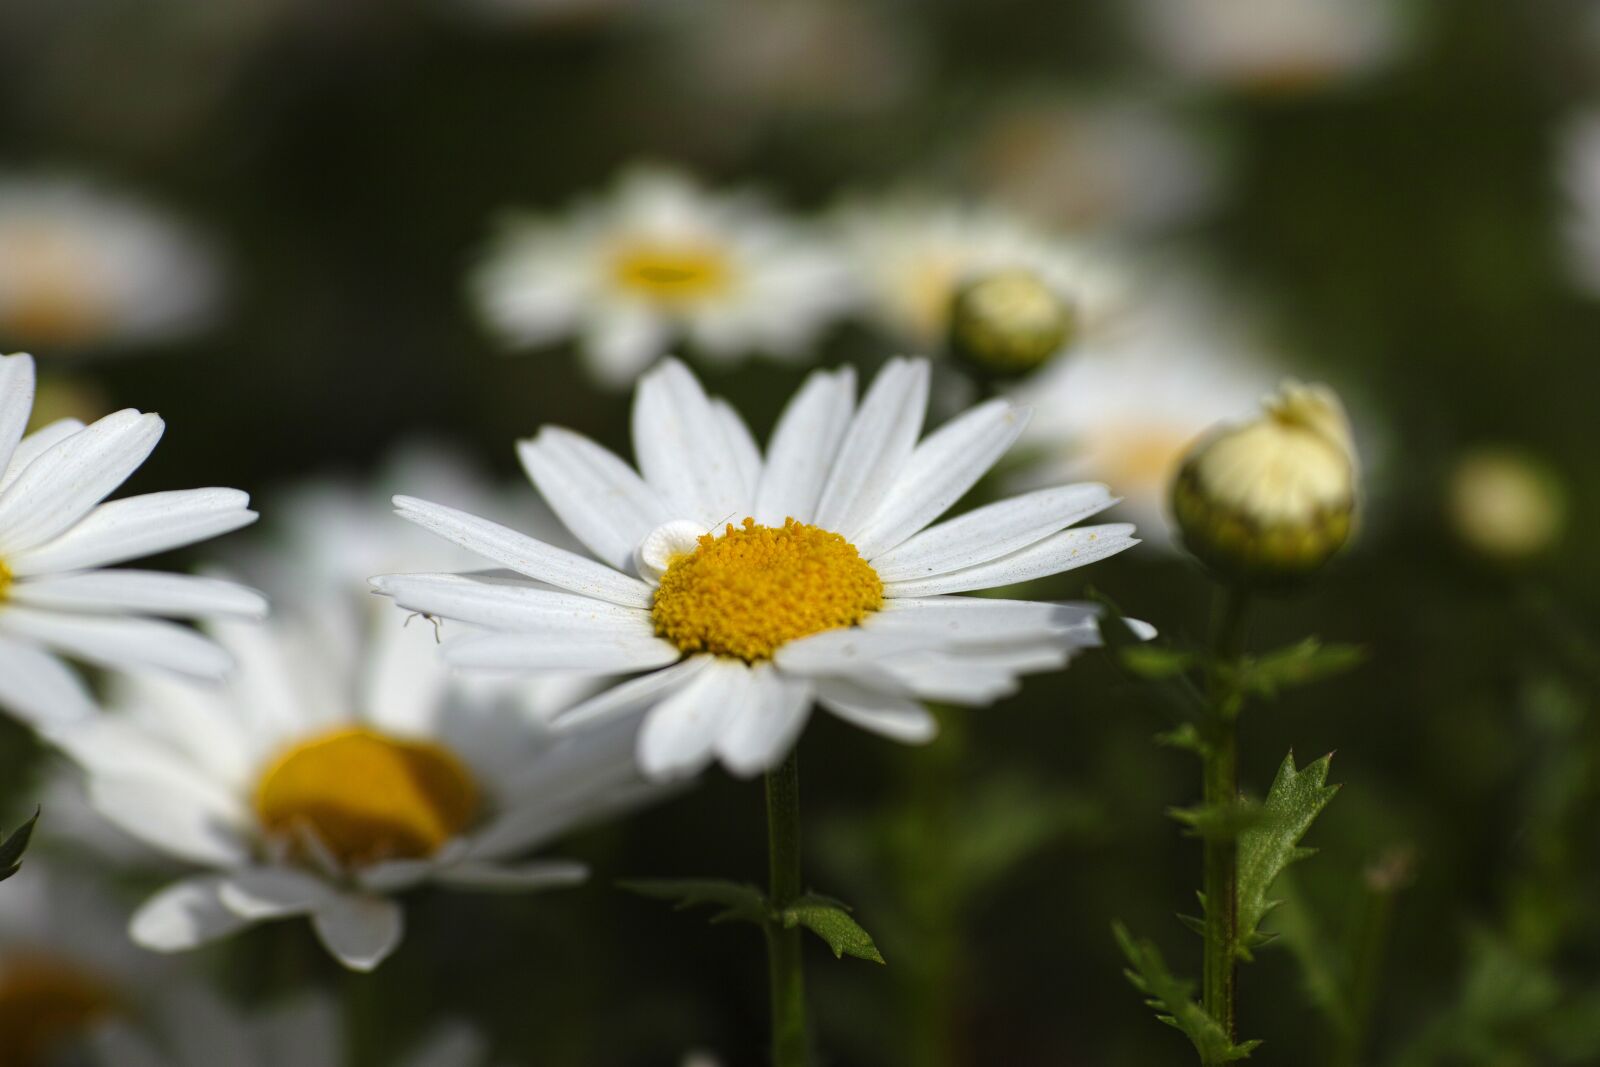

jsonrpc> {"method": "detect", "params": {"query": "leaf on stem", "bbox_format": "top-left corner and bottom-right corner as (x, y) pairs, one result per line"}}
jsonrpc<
(618, 878), (770, 926)
(1238, 639), (1365, 698)
(782, 894), (886, 964)
(1235, 753), (1340, 960)
(1114, 921), (1261, 1061)
(1169, 797), (1264, 841)
(0, 808), (39, 883)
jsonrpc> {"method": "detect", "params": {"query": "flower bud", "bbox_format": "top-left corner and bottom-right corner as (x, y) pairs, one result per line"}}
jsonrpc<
(1448, 447), (1565, 562)
(1170, 380), (1357, 584)
(947, 268), (1075, 377)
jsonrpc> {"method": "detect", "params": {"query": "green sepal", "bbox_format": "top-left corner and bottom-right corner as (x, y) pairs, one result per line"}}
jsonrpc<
(1236, 639), (1365, 698)
(618, 878), (769, 926)
(781, 894), (886, 964)
(0, 808), (39, 883)
(1114, 922), (1262, 1061)
(1235, 753), (1341, 962)
(1168, 797), (1264, 841)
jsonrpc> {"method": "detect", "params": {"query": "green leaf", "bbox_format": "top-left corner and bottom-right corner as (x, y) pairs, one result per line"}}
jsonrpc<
(1156, 723), (1209, 756)
(1238, 639), (1365, 698)
(0, 808), (39, 883)
(618, 878), (770, 926)
(1120, 646), (1200, 680)
(1235, 754), (1340, 961)
(782, 894), (885, 963)
(1114, 922), (1261, 1061)
(1168, 797), (1264, 841)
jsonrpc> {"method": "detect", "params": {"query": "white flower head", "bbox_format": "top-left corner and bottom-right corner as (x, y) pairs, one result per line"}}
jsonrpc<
(56, 604), (663, 972)
(472, 166), (855, 386)
(374, 356), (1147, 783)
(833, 194), (1128, 358)
(0, 177), (222, 353)
(1559, 110), (1600, 297)
(0, 353), (263, 730)
(1134, 0), (1402, 93)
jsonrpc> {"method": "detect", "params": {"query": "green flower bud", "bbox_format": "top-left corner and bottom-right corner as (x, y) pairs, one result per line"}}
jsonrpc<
(1170, 380), (1357, 585)
(947, 268), (1075, 377)
(1448, 447), (1565, 562)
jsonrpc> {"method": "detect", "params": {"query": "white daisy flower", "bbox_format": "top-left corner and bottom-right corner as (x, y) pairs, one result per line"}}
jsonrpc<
(833, 194), (1127, 356)
(1560, 111), (1600, 297)
(0, 177), (221, 353)
(0, 352), (262, 729)
(1133, 0), (1401, 93)
(54, 604), (662, 972)
(373, 356), (1144, 783)
(472, 166), (854, 386)
(1007, 286), (1279, 546)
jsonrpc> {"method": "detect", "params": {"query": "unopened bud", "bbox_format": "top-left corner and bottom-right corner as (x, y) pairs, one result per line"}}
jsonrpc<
(948, 269), (1075, 377)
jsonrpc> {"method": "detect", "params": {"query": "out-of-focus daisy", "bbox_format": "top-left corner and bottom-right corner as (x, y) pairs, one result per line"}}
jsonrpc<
(0, 353), (262, 729)
(1133, 0), (1401, 93)
(832, 194), (1127, 360)
(1448, 447), (1566, 563)
(374, 357), (1144, 782)
(56, 601), (661, 971)
(0, 177), (221, 353)
(472, 166), (854, 386)
(1007, 287), (1279, 545)
(965, 96), (1221, 234)
(1559, 112), (1600, 297)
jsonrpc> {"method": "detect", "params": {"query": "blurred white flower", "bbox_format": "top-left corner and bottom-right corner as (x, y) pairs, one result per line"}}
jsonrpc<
(57, 601), (664, 972)
(1448, 447), (1566, 562)
(0, 353), (263, 730)
(1134, 0), (1401, 93)
(1559, 111), (1600, 297)
(374, 357), (1145, 783)
(472, 166), (855, 387)
(832, 194), (1128, 357)
(1007, 285), (1279, 546)
(0, 177), (222, 353)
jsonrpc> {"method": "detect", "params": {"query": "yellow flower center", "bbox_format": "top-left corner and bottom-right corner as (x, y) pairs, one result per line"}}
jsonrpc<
(0, 957), (116, 1067)
(0, 559), (11, 602)
(652, 517), (883, 663)
(253, 727), (478, 868)
(1, 228), (111, 345)
(611, 242), (730, 302)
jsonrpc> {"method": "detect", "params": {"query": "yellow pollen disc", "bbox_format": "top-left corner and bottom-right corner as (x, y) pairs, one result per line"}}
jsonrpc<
(253, 727), (478, 868)
(611, 242), (730, 302)
(652, 517), (884, 663)
(2, 229), (111, 346)
(0, 559), (11, 602)
(0, 957), (117, 1067)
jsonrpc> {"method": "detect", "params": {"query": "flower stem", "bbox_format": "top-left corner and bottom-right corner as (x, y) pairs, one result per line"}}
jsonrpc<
(765, 749), (808, 1067)
(1202, 584), (1250, 1058)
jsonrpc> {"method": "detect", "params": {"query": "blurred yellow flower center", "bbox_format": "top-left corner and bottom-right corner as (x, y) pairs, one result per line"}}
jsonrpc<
(2, 228), (109, 345)
(0, 957), (116, 1067)
(612, 242), (730, 302)
(652, 517), (883, 662)
(0, 560), (11, 602)
(253, 727), (478, 867)
(1101, 426), (1197, 493)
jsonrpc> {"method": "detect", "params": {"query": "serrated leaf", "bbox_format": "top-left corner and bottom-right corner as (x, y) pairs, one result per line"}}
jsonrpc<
(1239, 639), (1365, 698)
(618, 878), (770, 926)
(1168, 797), (1264, 841)
(1114, 922), (1261, 1061)
(0, 808), (39, 882)
(783, 895), (885, 963)
(1235, 754), (1340, 962)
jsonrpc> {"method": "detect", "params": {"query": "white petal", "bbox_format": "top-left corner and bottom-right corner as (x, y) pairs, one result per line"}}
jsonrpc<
(883, 524), (1140, 598)
(552, 656), (713, 731)
(712, 398), (761, 499)
(0, 606), (234, 678)
(813, 358), (929, 535)
(0, 635), (96, 727)
(9, 570), (268, 618)
(445, 628), (680, 674)
(753, 365), (856, 526)
(86, 774), (250, 866)
(0, 409), (163, 555)
(0, 418), (84, 495)
(0, 353), (35, 476)
(433, 858), (588, 892)
(361, 611), (451, 737)
(400, 1024), (488, 1067)
(636, 658), (746, 780)
(87, 1024), (167, 1067)
(131, 876), (253, 952)
(585, 305), (669, 385)
(870, 484), (1116, 581)
(372, 572), (649, 633)
(851, 400), (1031, 558)
(517, 427), (670, 572)
(870, 596), (1104, 644)
(311, 893), (404, 972)
(815, 676), (938, 743)
(392, 496), (653, 608)
(7, 488), (257, 576)
(219, 867), (335, 919)
(630, 358), (748, 524)
(713, 666), (813, 777)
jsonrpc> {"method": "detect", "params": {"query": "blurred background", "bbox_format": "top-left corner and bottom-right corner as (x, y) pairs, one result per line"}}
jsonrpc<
(2, 0), (1599, 1063)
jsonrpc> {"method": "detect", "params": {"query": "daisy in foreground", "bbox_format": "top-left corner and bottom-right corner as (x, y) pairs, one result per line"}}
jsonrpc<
(471, 165), (853, 386)
(0, 352), (262, 729)
(56, 606), (661, 971)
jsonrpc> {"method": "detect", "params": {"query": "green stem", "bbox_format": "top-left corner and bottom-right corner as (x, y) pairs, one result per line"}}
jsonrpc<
(765, 750), (808, 1067)
(1335, 878), (1398, 1067)
(1202, 584), (1250, 1060)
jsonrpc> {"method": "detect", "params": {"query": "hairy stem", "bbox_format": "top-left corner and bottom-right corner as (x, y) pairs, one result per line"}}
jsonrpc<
(765, 749), (808, 1067)
(1202, 584), (1250, 1059)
